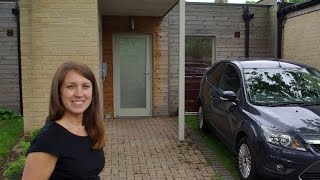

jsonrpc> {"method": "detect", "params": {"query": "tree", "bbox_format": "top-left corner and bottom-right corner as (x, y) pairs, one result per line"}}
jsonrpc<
(284, 0), (304, 3)
(246, 1), (256, 4)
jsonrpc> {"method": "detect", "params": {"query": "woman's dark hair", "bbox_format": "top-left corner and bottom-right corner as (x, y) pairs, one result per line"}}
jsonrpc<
(48, 61), (105, 149)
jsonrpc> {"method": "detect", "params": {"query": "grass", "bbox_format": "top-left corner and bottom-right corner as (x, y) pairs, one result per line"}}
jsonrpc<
(0, 112), (24, 162)
(185, 115), (240, 180)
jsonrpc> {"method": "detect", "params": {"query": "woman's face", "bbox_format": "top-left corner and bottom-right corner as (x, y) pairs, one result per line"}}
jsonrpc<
(60, 70), (93, 117)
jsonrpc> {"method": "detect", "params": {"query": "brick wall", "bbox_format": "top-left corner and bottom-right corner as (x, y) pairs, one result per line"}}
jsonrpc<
(0, 2), (20, 112)
(283, 4), (320, 69)
(20, 0), (100, 133)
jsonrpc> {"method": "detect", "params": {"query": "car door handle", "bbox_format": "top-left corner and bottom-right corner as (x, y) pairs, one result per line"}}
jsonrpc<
(220, 96), (228, 101)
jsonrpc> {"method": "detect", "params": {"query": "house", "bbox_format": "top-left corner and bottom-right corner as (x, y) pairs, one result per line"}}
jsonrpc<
(280, 0), (320, 68)
(0, 0), (20, 112)
(168, 3), (274, 113)
(257, 0), (320, 69)
(19, 0), (181, 134)
(17, 0), (319, 135)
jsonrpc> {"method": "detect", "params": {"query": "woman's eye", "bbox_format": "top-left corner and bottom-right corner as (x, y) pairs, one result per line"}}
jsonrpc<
(66, 85), (75, 89)
(83, 85), (91, 89)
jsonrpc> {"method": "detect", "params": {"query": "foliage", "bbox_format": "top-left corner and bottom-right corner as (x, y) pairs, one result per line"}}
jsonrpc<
(25, 128), (40, 143)
(3, 128), (40, 180)
(0, 109), (21, 121)
(3, 157), (26, 180)
(19, 142), (31, 155)
(284, 0), (304, 3)
(0, 108), (41, 179)
(0, 116), (23, 161)
(185, 115), (198, 129)
(246, 1), (256, 4)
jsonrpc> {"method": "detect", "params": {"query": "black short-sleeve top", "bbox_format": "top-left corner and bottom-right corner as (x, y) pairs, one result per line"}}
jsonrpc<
(27, 121), (105, 180)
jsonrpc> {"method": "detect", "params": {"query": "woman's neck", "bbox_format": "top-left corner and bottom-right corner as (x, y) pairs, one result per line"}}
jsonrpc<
(61, 113), (83, 126)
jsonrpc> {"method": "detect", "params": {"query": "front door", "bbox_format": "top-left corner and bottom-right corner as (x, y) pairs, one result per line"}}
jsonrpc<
(113, 34), (152, 117)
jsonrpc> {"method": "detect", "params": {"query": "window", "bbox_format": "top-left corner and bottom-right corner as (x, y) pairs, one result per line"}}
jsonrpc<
(185, 36), (215, 66)
(244, 67), (320, 105)
(207, 63), (225, 86)
(218, 65), (240, 93)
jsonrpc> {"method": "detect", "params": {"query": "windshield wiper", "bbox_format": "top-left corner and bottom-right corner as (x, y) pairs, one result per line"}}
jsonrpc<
(300, 102), (320, 106)
(268, 102), (306, 107)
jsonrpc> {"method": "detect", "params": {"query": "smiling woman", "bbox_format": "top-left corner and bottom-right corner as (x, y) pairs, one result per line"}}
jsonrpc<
(22, 62), (106, 180)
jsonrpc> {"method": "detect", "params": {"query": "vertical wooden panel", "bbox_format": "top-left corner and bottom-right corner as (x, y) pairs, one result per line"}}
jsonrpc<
(0, 2), (20, 112)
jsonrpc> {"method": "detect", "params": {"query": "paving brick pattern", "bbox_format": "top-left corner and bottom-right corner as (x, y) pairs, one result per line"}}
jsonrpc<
(100, 118), (218, 180)
(185, 124), (235, 180)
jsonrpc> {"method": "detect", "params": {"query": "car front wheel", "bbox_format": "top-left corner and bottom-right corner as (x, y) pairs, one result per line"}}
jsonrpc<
(197, 105), (208, 131)
(237, 137), (257, 180)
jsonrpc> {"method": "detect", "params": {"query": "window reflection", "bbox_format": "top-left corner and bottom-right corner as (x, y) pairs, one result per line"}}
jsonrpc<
(244, 68), (320, 105)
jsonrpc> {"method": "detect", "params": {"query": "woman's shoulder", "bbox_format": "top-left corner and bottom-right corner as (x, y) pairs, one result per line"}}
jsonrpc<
(27, 121), (63, 156)
(32, 121), (71, 145)
(38, 121), (61, 136)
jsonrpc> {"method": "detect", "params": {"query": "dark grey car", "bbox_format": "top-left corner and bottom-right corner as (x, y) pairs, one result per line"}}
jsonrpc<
(197, 59), (320, 180)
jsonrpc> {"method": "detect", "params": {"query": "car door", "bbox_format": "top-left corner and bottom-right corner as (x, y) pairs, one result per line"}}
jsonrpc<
(211, 64), (241, 146)
(202, 62), (225, 129)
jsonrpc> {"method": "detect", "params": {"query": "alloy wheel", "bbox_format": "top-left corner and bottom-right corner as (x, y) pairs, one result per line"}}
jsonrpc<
(197, 106), (204, 129)
(238, 143), (252, 179)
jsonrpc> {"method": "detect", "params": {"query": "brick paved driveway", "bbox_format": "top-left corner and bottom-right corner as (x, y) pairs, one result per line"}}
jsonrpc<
(100, 118), (216, 180)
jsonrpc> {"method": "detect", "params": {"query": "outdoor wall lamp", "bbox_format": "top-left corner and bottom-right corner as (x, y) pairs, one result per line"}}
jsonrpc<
(130, 16), (135, 30)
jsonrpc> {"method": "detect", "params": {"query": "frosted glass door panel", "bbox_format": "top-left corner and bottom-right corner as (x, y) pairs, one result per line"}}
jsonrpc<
(119, 38), (146, 108)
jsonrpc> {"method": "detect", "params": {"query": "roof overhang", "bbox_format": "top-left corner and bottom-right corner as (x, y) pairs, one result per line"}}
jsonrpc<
(99, 0), (178, 17)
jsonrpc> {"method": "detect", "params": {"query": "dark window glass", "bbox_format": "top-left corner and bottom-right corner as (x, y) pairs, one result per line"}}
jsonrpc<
(218, 65), (240, 93)
(185, 36), (213, 65)
(207, 63), (224, 86)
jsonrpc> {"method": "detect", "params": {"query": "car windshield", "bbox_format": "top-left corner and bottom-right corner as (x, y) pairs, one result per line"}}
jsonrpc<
(244, 67), (320, 106)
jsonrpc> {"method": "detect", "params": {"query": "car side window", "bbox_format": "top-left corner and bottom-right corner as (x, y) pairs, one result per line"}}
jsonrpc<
(206, 63), (225, 87)
(217, 64), (240, 93)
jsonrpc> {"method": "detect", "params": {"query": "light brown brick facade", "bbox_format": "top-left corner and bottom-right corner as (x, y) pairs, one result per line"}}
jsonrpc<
(20, 0), (101, 133)
(283, 4), (320, 69)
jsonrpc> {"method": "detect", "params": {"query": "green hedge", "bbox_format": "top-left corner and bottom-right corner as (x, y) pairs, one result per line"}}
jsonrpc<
(3, 129), (40, 180)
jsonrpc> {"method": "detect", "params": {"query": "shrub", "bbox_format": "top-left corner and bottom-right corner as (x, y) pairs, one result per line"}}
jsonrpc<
(0, 109), (21, 121)
(3, 157), (26, 180)
(3, 128), (40, 179)
(25, 128), (40, 143)
(19, 142), (31, 155)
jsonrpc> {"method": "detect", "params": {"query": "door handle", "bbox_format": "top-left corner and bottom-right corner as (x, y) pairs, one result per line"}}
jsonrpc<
(220, 96), (228, 101)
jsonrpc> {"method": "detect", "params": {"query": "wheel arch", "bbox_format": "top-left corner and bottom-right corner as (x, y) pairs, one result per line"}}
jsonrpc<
(235, 123), (260, 152)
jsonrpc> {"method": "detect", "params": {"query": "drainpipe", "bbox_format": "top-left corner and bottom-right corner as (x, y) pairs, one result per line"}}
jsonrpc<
(242, 6), (254, 58)
(12, 0), (23, 115)
(277, 9), (284, 59)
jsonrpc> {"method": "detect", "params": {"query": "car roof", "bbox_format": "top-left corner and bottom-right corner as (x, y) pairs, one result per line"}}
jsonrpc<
(223, 58), (314, 69)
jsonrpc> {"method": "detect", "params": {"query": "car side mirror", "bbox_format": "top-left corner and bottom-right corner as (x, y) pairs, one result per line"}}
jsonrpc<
(220, 91), (238, 104)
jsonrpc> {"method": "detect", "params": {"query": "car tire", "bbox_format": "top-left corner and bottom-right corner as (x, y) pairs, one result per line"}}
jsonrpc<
(237, 137), (257, 180)
(197, 105), (208, 131)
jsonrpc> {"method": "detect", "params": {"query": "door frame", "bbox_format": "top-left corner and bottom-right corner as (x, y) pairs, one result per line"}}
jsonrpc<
(112, 33), (152, 117)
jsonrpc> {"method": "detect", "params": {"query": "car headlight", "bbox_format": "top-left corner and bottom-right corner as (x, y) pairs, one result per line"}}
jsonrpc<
(262, 127), (306, 151)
